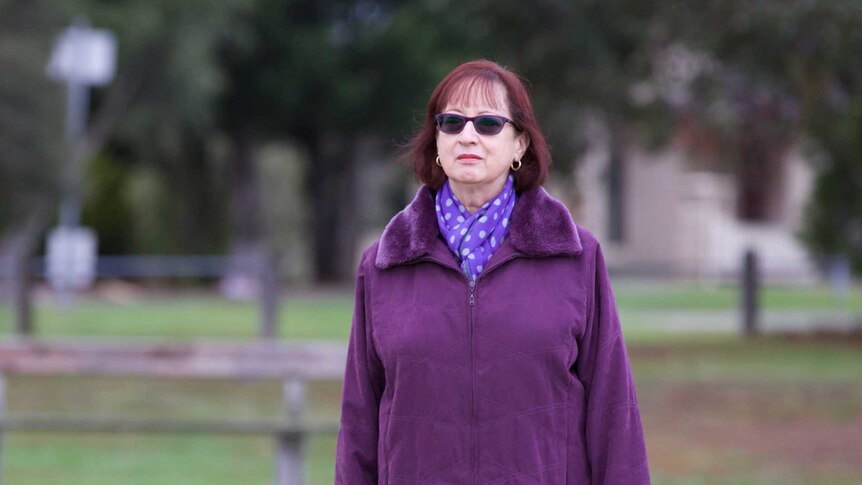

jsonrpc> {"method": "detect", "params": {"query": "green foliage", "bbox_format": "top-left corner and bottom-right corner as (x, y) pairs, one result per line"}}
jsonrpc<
(802, 162), (862, 271)
(0, 1), (66, 233)
(69, 0), (243, 254)
(699, 1), (862, 271)
(429, 0), (672, 171)
(81, 155), (133, 254)
(3, 0), (859, 276)
(73, 0), (245, 136)
(217, 0), (465, 143)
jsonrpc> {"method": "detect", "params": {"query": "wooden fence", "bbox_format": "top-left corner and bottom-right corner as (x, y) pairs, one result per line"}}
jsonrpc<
(0, 339), (347, 485)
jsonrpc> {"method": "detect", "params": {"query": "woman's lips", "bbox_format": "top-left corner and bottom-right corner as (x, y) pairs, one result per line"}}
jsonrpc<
(457, 154), (481, 160)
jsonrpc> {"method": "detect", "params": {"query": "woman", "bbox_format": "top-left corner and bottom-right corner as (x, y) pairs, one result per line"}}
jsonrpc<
(335, 59), (650, 485)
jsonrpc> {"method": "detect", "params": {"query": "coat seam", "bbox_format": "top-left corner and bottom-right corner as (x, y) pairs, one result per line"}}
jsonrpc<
(586, 401), (640, 418)
(606, 459), (650, 472)
(597, 330), (624, 354)
(478, 457), (566, 485)
(565, 364), (571, 484)
(476, 345), (569, 369)
(415, 454), (473, 483)
(390, 460), (470, 485)
(474, 332), (569, 365)
(338, 420), (375, 431)
(390, 355), (470, 372)
(585, 243), (598, 349)
(579, 242), (600, 393)
(387, 414), (470, 430)
(473, 400), (568, 428)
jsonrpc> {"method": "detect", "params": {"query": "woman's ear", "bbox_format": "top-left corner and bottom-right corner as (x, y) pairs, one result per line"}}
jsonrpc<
(516, 133), (530, 160)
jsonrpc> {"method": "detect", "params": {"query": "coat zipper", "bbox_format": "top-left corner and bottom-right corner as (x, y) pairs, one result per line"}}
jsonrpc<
(469, 278), (477, 484)
(410, 252), (520, 483)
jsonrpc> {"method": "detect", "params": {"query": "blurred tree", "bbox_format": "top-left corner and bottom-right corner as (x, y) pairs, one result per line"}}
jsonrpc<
(468, 0), (669, 163)
(0, 0), (65, 236)
(81, 154), (132, 254)
(0, 0), (66, 333)
(217, 0), (469, 282)
(214, 0), (682, 280)
(655, 0), (862, 274)
(8, 0), (858, 290)
(67, 0), (244, 255)
(441, 0), (673, 242)
(461, 0), (862, 275)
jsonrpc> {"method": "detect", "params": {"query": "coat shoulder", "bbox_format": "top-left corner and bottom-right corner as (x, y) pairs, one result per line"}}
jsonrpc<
(357, 240), (382, 275)
(574, 224), (601, 256)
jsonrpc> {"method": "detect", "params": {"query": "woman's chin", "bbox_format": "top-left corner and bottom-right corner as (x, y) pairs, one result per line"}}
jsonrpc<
(449, 169), (486, 185)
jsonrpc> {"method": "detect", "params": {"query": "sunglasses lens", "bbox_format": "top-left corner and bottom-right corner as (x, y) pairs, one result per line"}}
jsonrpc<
(438, 114), (466, 134)
(435, 114), (509, 135)
(474, 116), (505, 135)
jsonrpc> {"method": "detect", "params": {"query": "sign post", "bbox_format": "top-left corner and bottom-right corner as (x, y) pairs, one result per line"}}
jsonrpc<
(45, 19), (116, 296)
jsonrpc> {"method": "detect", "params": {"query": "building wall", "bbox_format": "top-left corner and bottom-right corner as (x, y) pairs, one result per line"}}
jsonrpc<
(574, 141), (820, 282)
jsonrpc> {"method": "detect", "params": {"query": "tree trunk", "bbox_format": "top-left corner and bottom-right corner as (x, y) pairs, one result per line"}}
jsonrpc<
(306, 133), (359, 284)
(735, 97), (788, 222)
(222, 127), (267, 301)
(1, 206), (50, 336)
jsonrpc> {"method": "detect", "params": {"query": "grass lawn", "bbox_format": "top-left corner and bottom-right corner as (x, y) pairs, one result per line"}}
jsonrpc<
(1, 281), (858, 340)
(0, 281), (859, 484)
(0, 295), (355, 340)
(612, 280), (862, 312)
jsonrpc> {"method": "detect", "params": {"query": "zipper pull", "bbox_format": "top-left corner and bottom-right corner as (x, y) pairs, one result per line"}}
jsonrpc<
(469, 280), (476, 306)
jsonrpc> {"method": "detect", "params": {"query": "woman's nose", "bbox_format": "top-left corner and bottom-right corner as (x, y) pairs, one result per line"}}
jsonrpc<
(458, 120), (480, 143)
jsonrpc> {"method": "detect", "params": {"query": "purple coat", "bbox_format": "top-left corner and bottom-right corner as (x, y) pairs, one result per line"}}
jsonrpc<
(335, 185), (650, 484)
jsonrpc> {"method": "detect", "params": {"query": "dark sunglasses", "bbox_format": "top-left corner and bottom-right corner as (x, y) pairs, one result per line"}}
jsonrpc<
(434, 113), (518, 136)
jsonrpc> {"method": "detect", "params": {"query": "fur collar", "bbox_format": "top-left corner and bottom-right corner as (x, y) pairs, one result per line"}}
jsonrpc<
(375, 185), (583, 269)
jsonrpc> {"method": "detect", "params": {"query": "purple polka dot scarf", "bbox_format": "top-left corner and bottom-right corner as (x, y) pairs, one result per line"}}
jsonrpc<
(435, 174), (517, 281)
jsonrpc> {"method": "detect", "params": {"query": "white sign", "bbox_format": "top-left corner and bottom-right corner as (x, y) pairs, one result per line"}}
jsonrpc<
(46, 24), (117, 86)
(47, 226), (99, 290)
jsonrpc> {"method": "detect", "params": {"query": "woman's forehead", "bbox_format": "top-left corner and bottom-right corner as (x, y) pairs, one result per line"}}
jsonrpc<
(440, 77), (509, 114)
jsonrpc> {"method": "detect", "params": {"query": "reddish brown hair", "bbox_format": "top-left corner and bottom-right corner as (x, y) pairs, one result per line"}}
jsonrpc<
(406, 59), (551, 191)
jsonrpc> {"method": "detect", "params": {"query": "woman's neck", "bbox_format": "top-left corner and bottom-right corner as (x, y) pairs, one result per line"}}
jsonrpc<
(449, 178), (507, 214)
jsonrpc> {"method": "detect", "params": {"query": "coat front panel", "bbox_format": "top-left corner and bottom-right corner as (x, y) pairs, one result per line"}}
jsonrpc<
(368, 243), (591, 484)
(371, 260), (474, 483)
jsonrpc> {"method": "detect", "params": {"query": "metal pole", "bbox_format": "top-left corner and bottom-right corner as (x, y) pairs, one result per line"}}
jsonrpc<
(57, 70), (89, 308)
(59, 79), (89, 228)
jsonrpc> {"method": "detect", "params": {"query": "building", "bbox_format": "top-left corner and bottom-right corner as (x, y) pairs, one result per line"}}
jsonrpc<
(571, 128), (820, 283)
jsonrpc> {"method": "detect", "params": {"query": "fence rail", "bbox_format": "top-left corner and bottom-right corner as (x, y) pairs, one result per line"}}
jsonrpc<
(0, 339), (347, 485)
(1, 252), (284, 338)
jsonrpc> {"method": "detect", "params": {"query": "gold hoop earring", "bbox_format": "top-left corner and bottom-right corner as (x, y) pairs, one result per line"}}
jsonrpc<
(435, 155), (442, 167)
(511, 159), (522, 171)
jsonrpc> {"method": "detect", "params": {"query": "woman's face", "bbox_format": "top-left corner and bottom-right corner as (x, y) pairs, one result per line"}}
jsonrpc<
(435, 83), (529, 194)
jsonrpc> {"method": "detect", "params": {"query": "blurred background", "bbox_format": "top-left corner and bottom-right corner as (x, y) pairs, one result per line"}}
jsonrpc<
(0, 0), (860, 484)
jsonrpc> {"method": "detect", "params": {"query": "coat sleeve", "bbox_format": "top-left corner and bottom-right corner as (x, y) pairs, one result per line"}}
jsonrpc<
(334, 252), (385, 484)
(575, 243), (651, 484)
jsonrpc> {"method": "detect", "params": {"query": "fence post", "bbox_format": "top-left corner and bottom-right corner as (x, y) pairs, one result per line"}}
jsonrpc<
(742, 248), (759, 338)
(10, 252), (33, 337)
(276, 378), (305, 485)
(0, 373), (6, 484)
(260, 251), (279, 340)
